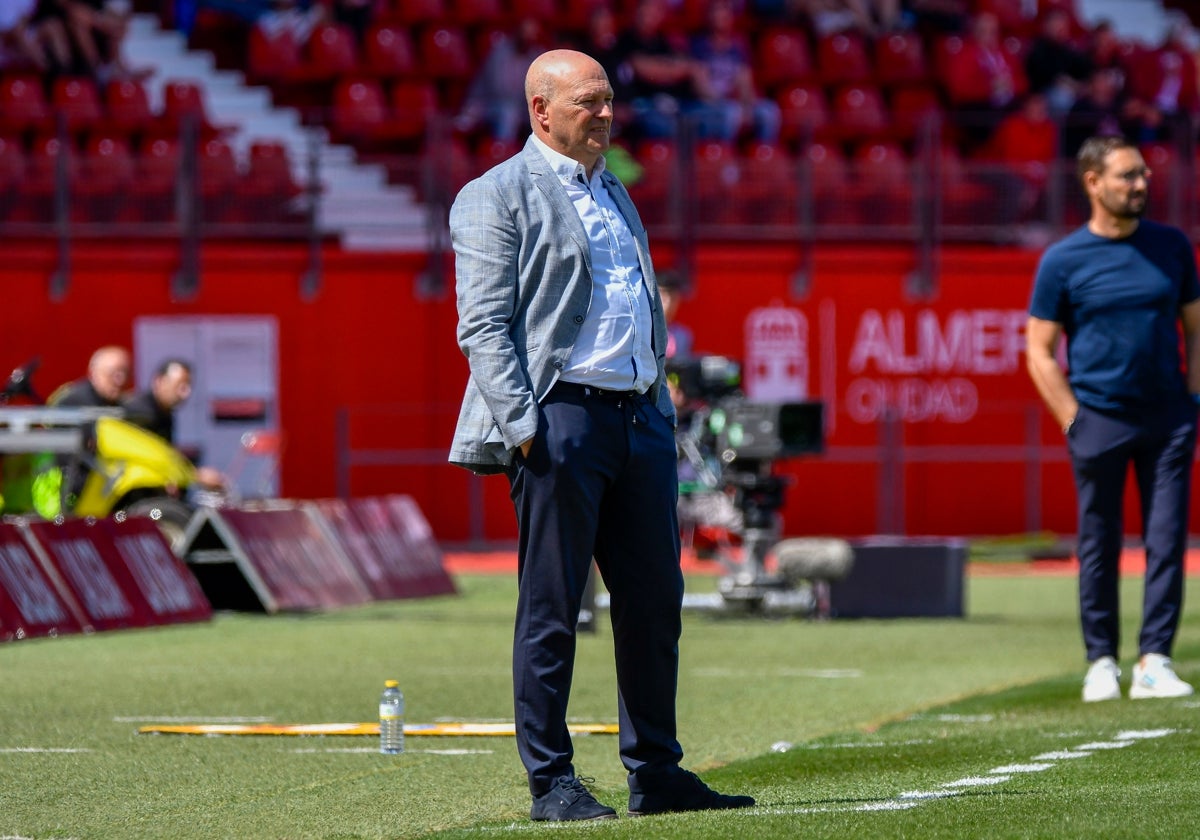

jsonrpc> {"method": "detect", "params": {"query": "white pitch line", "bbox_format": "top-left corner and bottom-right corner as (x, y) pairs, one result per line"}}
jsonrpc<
(1073, 741), (1133, 750)
(0, 748), (91, 754)
(290, 748), (495, 755)
(113, 716), (273, 724)
(898, 789), (962, 800)
(942, 775), (1011, 788)
(990, 763), (1054, 774)
(855, 801), (920, 811)
(690, 667), (862, 679)
(793, 738), (931, 751)
(1115, 729), (1176, 740)
(1032, 751), (1091, 760)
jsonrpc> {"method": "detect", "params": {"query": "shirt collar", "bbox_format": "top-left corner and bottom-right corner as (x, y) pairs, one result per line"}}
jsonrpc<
(531, 134), (607, 186)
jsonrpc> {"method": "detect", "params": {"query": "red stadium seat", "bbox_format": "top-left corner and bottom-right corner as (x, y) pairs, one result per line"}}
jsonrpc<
(738, 142), (797, 224)
(777, 83), (829, 143)
(830, 84), (889, 142)
(364, 24), (416, 78)
(13, 134), (80, 223)
(797, 141), (856, 224)
(889, 85), (944, 143)
(817, 32), (873, 87)
(418, 27), (473, 83)
(0, 75), (50, 135)
(853, 141), (912, 221)
(198, 137), (239, 222)
(330, 78), (430, 149)
(379, 0), (445, 26)
(0, 136), (27, 218)
(331, 78), (388, 143)
(555, 0), (610, 34)
(305, 23), (359, 80)
(246, 25), (302, 85)
(126, 136), (179, 223)
(388, 81), (437, 142)
(0, 136), (26, 191)
(874, 31), (929, 87)
(51, 76), (103, 137)
(78, 134), (134, 220)
(627, 139), (678, 222)
(237, 140), (304, 224)
(159, 80), (227, 140)
(476, 136), (522, 170)
(103, 78), (154, 139)
(693, 141), (740, 224)
(510, 0), (559, 27)
(448, 0), (504, 27)
(755, 27), (815, 93)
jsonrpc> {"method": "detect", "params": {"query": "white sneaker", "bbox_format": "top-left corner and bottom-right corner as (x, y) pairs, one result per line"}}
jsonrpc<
(1129, 654), (1194, 699)
(1082, 656), (1121, 702)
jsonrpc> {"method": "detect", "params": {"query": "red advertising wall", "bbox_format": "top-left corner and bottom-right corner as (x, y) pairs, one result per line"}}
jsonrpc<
(0, 240), (1186, 543)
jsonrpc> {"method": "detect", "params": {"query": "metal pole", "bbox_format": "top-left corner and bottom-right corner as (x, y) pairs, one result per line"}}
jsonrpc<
(171, 114), (200, 301)
(300, 130), (323, 300)
(48, 114), (71, 301)
(791, 126), (815, 299)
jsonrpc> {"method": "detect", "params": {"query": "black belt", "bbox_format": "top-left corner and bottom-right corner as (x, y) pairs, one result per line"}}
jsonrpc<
(552, 380), (644, 400)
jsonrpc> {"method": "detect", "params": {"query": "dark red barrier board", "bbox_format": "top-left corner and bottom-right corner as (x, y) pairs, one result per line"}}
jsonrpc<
(310, 498), (403, 600)
(25, 519), (147, 632)
(24, 518), (210, 632)
(211, 507), (372, 612)
(310, 497), (454, 600)
(0, 523), (83, 641)
(96, 517), (212, 625)
(357, 495), (455, 598)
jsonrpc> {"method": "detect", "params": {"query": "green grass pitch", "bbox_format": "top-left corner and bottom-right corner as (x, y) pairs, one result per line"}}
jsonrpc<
(1, 569), (1197, 839)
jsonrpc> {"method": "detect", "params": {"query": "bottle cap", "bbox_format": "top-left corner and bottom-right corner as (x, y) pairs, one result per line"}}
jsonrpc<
(384, 679), (399, 688)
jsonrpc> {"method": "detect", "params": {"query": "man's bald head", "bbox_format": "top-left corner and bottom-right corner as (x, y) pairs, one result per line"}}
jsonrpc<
(526, 49), (614, 173)
(87, 346), (131, 403)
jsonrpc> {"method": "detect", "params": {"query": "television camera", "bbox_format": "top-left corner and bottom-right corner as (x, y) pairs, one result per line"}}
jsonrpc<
(669, 354), (847, 613)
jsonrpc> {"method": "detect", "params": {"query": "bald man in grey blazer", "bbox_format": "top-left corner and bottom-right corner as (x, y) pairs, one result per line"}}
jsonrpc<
(449, 49), (754, 822)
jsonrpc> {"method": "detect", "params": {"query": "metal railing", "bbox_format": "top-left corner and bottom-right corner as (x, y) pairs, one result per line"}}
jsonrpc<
(3, 112), (1197, 298)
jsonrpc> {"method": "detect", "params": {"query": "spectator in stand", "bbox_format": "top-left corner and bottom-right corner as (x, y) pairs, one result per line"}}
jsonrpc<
(0, 0), (71, 74)
(799, 0), (900, 37)
(455, 17), (548, 144)
(331, 0), (372, 46)
(1128, 25), (1198, 142)
(1024, 8), (1093, 116)
(982, 93), (1057, 221)
(614, 0), (704, 140)
(690, 0), (780, 143)
(900, 0), (970, 36)
(1070, 68), (1132, 157)
(254, 0), (326, 48)
(54, 0), (149, 82)
(1086, 19), (1127, 78)
(947, 11), (1026, 150)
(575, 5), (636, 140)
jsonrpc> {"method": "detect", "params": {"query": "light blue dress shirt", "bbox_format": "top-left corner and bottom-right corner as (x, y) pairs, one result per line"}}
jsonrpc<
(531, 135), (657, 394)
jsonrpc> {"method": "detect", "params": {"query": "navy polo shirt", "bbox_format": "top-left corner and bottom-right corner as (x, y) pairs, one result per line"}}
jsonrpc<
(1029, 220), (1200, 413)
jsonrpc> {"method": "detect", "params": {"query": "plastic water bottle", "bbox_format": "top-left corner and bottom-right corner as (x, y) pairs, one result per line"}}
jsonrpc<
(379, 680), (404, 754)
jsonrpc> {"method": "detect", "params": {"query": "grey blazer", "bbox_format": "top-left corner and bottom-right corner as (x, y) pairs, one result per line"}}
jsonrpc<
(448, 137), (675, 474)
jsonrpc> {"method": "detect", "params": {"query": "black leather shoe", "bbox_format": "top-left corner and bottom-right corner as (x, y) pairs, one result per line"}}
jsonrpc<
(628, 768), (755, 816)
(531, 775), (618, 822)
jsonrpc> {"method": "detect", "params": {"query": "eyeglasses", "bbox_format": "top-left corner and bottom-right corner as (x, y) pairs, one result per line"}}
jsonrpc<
(1114, 168), (1151, 183)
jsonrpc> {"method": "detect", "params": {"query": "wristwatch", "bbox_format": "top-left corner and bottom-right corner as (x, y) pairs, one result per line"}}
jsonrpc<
(1063, 416), (1076, 436)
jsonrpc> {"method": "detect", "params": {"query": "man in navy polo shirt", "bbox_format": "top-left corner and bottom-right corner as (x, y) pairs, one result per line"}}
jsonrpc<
(1027, 135), (1200, 702)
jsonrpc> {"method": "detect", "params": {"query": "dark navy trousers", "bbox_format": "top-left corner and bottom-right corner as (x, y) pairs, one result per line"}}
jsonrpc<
(1067, 400), (1197, 662)
(505, 381), (685, 795)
